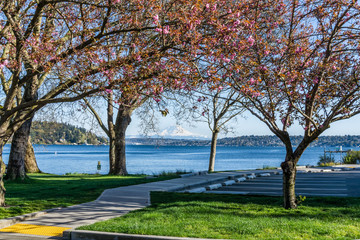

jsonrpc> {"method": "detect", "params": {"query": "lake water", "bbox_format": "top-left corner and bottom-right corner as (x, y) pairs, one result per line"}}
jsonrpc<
(2, 144), (355, 175)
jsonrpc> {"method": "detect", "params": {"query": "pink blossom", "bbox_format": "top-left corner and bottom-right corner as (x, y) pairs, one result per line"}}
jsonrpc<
(155, 28), (162, 33)
(223, 58), (231, 63)
(264, 50), (270, 55)
(228, 9), (232, 14)
(247, 36), (255, 46)
(259, 66), (267, 71)
(249, 78), (256, 85)
(346, 12), (350, 17)
(163, 26), (170, 34)
(234, 20), (240, 26)
(105, 89), (113, 94)
(218, 86), (223, 90)
(332, 65), (337, 70)
(252, 92), (261, 98)
(136, 55), (142, 61)
(153, 15), (159, 22)
(295, 47), (302, 54)
(154, 98), (161, 103)
(313, 78), (319, 84)
(205, 4), (210, 9)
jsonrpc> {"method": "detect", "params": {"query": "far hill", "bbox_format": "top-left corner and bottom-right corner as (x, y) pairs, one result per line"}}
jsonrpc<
(127, 135), (360, 147)
(30, 121), (108, 145)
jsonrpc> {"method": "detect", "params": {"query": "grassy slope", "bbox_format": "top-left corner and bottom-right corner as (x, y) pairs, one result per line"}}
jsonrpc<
(79, 192), (360, 240)
(1, 173), (178, 219)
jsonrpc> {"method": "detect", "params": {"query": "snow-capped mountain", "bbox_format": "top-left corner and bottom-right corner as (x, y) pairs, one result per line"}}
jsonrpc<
(158, 125), (209, 139)
(127, 125), (209, 139)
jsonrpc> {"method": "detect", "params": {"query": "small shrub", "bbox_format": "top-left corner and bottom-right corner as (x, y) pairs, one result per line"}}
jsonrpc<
(155, 170), (189, 177)
(261, 165), (277, 170)
(317, 154), (335, 166)
(342, 150), (360, 164)
(296, 195), (306, 206)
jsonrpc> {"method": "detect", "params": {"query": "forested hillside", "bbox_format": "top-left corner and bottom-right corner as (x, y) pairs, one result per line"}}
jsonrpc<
(127, 135), (360, 147)
(30, 121), (108, 145)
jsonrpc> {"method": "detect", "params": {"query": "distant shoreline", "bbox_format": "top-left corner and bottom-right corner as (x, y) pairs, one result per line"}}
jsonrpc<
(7, 135), (359, 148)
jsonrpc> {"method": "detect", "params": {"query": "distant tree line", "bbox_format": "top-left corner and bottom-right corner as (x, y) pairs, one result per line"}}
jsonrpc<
(30, 121), (108, 145)
(127, 136), (360, 148)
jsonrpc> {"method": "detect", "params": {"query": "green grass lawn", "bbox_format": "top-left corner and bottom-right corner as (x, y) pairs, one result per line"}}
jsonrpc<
(79, 192), (360, 240)
(1, 173), (179, 219)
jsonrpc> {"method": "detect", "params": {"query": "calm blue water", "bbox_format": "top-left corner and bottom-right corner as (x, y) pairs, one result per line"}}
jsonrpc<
(2, 144), (354, 175)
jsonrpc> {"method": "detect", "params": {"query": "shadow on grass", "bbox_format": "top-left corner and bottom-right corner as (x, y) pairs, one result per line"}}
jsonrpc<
(148, 192), (360, 220)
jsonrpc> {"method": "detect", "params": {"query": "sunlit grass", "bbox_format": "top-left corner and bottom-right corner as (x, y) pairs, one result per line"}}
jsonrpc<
(79, 192), (360, 240)
(1, 173), (179, 219)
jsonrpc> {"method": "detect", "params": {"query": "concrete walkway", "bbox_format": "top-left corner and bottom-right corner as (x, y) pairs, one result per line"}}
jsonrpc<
(0, 171), (250, 239)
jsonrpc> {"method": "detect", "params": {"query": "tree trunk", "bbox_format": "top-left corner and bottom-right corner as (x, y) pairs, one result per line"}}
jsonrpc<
(0, 142), (6, 206)
(281, 160), (297, 209)
(25, 137), (41, 173)
(5, 119), (34, 180)
(112, 107), (133, 175)
(107, 93), (116, 174)
(108, 135), (116, 174)
(208, 129), (219, 172)
(6, 75), (39, 180)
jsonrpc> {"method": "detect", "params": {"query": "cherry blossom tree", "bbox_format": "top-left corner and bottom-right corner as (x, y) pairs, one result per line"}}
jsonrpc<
(0, 0), (245, 205)
(214, 0), (360, 208)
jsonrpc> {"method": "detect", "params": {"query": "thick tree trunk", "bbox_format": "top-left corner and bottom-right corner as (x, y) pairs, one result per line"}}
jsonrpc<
(281, 160), (297, 209)
(6, 75), (38, 180)
(112, 107), (133, 175)
(0, 143), (6, 206)
(5, 119), (34, 180)
(208, 130), (219, 172)
(25, 137), (41, 173)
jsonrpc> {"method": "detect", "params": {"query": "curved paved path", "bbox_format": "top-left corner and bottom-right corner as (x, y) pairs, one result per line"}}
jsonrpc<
(0, 171), (246, 239)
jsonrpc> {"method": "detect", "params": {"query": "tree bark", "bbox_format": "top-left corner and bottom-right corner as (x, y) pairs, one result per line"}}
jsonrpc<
(6, 74), (39, 180)
(281, 159), (297, 209)
(0, 142), (6, 206)
(208, 129), (219, 172)
(5, 119), (34, 180)
(25, 137), (41, 173)
(108, 134), (116, 174)
(112, 107), (133, 175)
(107, 93), (116, 174)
